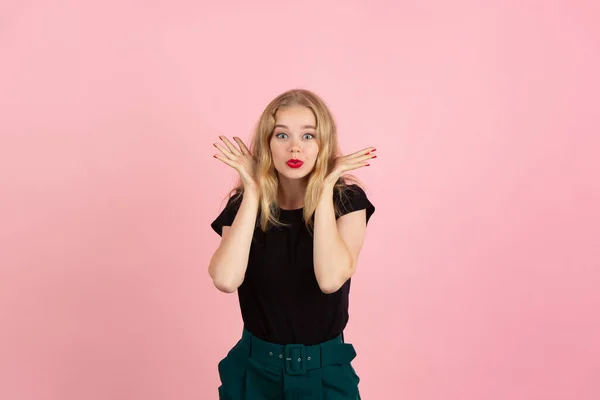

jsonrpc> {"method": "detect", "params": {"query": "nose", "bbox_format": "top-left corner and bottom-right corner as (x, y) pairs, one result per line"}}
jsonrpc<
(288, 136), (302, 153)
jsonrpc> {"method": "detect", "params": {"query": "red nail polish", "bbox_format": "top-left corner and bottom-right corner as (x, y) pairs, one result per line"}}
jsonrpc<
(366, 163), (370, 166)
(372, 155), (377, 158)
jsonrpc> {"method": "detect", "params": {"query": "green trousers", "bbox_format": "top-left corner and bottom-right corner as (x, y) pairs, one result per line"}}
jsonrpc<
(217, 328), (361, 400)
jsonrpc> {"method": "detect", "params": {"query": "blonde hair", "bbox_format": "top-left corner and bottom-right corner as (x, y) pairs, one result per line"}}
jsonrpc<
(223, 88), (365, 234)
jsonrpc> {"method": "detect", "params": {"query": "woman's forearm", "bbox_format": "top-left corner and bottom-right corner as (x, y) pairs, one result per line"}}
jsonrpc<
(208, 191), (259, 293)
(313, 183), (353, 294)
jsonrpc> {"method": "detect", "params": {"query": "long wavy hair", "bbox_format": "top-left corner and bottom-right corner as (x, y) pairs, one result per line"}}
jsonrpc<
(222, 88), (365, 234)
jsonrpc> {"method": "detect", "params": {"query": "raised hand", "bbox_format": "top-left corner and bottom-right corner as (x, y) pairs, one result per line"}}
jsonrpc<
(323, 146), (377, 186)
(213, 135), (259, 192)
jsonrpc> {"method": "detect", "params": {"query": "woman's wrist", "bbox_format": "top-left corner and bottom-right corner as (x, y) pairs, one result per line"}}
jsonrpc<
(243, 185), (260, 201)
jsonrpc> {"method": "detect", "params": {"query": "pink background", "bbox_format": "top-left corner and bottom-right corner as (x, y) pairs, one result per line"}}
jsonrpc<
(1, 1), (599, 399)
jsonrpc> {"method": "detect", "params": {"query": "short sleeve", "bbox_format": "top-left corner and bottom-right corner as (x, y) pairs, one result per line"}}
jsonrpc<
(336, 184), (375, 224)
(210, 192), (243, 236)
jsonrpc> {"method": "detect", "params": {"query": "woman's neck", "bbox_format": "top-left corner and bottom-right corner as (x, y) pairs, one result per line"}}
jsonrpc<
(277, 177), (307, 210)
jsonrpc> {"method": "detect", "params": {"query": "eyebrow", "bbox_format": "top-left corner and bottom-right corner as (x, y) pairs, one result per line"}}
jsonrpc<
(274, 124), (316, 130)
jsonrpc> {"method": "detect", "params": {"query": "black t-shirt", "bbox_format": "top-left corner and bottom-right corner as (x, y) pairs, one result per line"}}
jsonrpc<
(210, 184), (375, 345)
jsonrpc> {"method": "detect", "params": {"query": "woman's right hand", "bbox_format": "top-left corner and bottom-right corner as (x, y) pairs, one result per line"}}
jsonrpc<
(213, 135), (259, 193)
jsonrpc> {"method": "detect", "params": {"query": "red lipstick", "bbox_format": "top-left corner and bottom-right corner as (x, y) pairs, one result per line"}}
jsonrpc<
(287, 159), (304, 168)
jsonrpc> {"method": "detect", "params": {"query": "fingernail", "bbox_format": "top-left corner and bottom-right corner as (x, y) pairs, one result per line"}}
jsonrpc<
(366, 163), (370, 166)
(372, 148), (377, 152)
(372, 155), (377, 158)
(213, 155), (217, 158)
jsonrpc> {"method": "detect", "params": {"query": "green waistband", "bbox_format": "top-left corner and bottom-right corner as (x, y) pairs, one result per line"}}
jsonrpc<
(241, 328), (356, 375)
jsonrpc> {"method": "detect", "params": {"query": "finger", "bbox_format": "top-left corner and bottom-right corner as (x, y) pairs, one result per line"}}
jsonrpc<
(213, 153), (239, 169)
(338, 153), (376, 166)
(338, 161), (371, 174)
(338, 156), (374, 171)
(219, 136), (243, 156)
(347, 146), (377, 159)
(357, 152), (377, 162)
(213, 142), (236, 160)
(233, 137), (252, 155)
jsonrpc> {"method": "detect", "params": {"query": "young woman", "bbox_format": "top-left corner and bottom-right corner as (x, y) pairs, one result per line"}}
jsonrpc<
(209, 89), (376, 399)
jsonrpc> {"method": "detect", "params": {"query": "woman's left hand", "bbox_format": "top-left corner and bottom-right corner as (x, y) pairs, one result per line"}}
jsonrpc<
(323, 146), (377, 186)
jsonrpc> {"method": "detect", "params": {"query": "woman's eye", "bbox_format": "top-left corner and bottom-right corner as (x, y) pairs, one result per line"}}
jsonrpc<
(275, 133), (314, 139)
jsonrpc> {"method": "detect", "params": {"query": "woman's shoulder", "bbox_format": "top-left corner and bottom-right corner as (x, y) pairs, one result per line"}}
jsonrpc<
(334, 182), (375, 222)
(335, 182), (369, 201)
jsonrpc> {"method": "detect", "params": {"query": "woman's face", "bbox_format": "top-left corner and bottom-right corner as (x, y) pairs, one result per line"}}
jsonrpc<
(269, 105), (320, 180)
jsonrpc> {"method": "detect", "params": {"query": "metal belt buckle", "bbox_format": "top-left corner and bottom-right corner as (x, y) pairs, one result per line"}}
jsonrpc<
(284, 344), (307, 375)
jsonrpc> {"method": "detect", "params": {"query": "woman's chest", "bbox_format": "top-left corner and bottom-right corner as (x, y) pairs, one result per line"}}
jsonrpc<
(246, 225), (315, 285)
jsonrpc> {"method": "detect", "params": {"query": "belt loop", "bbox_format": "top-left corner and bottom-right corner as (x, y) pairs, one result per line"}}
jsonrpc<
(240, 327), (252, 357)
(246, 329), (252, 355)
